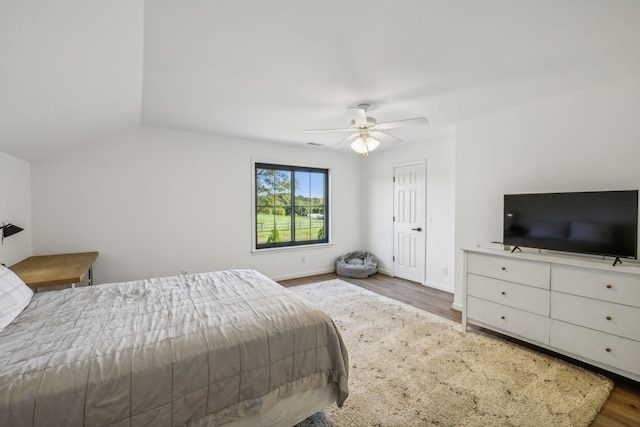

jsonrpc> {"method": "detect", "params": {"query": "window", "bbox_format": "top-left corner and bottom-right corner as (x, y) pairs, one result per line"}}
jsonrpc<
(255, 163), (329, 249)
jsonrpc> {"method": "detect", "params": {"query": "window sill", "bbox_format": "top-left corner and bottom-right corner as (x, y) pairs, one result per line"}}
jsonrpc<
(251, 242), (334, 255)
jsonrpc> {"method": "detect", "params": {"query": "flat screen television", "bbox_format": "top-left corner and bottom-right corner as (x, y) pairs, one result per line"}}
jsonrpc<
(503, 190), (638, 263)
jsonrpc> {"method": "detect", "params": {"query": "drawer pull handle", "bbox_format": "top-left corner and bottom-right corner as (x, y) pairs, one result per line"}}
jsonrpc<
(606, 316), (612, 321)
(606, 284), (612, 289)
(501, 267), (506, 271)
(605, 347), (611, 353)
(501, 316), (505, 320)
(501, 291), (506, 295)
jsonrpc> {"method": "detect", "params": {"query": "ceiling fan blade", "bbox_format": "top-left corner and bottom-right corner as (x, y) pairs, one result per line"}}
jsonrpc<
(349, 105), (369, 125)
(334, 133), (359, 149)
(302, 127), (354, 133)
(375, 117), (428, 130)
(371, 130), (403, 145)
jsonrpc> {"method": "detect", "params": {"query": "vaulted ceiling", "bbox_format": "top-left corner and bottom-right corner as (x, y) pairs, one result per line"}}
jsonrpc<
(1, 0), (639, 161)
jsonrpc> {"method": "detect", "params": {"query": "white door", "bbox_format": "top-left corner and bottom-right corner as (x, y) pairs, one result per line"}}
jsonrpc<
(393, 163), (425, 283)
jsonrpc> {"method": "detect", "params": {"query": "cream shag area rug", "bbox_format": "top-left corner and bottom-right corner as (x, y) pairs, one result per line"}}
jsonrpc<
(291, 279), (613, 427)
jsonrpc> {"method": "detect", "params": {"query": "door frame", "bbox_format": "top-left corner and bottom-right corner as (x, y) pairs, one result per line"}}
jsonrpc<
(392, 160), (426, 284)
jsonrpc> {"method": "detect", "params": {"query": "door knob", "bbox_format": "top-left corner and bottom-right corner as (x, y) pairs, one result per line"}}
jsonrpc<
(411, 227), (422, 232)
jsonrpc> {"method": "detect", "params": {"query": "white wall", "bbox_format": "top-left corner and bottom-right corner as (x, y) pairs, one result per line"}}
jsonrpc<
(31, 126), (362, 283)
(0, 151), (31, 265)
(362, 130), (456, 292)
(454, 74), (640, 308)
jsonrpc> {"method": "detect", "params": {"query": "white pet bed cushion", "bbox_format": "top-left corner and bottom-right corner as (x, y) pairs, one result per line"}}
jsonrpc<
(336, 251), (378, 278)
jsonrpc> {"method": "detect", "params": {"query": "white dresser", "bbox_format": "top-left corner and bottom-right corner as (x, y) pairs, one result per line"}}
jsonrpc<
(462, 248), (640, 382)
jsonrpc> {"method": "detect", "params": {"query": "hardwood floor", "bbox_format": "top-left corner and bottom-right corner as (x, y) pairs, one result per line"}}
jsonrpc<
(279, 273), (640, 427)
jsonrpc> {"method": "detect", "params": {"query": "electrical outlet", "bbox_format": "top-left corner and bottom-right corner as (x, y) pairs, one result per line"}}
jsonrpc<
(181, 269), (189, 275)
(301, 256), (306, 264)
(443, 267), (448, 276)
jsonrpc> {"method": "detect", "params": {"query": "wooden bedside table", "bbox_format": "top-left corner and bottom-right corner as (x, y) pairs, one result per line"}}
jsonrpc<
(10, 252), (99, 290)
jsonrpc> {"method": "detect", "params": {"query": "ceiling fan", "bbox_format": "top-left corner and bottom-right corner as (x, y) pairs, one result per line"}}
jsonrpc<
(303, 104), (428, 156)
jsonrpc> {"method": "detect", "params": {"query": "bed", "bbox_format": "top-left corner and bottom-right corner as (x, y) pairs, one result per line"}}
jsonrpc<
(0, 267), (349, 426)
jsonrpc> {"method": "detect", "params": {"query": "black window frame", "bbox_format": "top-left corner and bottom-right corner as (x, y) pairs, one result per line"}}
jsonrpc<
(255, 162), (329, 250)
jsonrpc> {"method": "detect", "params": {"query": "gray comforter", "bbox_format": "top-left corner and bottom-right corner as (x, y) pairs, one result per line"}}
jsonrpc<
(0, 269), (348, 426)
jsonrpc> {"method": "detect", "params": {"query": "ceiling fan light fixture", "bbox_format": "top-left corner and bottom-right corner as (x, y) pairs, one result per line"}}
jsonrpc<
(302, 103), (428, 155)
(351, 134), (380, 156)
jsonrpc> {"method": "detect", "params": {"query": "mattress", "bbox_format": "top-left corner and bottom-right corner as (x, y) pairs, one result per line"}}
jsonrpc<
(0, 269), (349, 426)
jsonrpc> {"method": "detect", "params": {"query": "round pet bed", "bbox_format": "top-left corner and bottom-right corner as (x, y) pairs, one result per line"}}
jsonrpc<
(335, 251), (378, 278)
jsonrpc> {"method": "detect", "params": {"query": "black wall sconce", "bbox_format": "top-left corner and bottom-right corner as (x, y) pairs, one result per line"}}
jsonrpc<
(1, 221), (24, 244)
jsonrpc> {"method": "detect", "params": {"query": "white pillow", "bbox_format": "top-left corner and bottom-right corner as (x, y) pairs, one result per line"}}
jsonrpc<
(0, 265), (33, 333)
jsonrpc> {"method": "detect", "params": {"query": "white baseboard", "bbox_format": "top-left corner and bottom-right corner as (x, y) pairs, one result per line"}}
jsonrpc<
(376, 271), (453, 295)
(423, 281), (454, 294)
(451, 302), (463, 312)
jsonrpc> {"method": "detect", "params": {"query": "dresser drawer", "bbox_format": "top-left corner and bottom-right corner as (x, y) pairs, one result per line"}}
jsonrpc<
(467, 274), (549, 316)
(551, 265), (640, 308)
(550, 320), (640, 376)
(550, 292), (640, 341)
(467, 253), (550, 289)
(467, 297), (550, 344)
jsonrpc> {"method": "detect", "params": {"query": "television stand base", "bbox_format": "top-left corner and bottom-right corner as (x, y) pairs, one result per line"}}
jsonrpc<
(510, 246), (522, 253)
(612, 257), (622, 267)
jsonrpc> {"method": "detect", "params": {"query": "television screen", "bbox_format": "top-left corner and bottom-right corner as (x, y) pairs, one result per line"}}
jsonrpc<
(503, 190), (638, 260)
